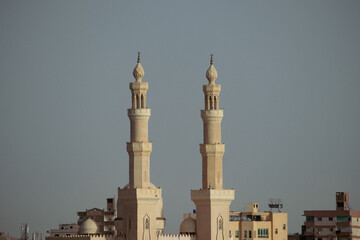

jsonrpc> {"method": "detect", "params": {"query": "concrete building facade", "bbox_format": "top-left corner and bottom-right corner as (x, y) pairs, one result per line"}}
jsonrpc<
(47, 224), (78, 237)
(302, 192), (360, 240)
(77, 198), (117, 235)
(228, 203), (287, 240)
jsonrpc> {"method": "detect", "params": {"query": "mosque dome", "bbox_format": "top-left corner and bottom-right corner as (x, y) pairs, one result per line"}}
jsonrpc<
(79, 218), (98, 234)
(206, 54), (217, 84)
(133, 52), (144, 82)
(179, 216), (196, 234)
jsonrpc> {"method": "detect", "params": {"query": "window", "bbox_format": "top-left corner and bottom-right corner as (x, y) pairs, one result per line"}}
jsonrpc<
(235, 231), (239, 238)
(244, 231), (247, 238)
(145, 218), (150, 229)
(283, 224), (286, 230)
(219, 219), (223, 230)
(249, 231), (252, 238)
(336, 216), (351, 222)
(337, 202), (344, 208)
(306, 216), (314, 222)
(275, 229), (278, 234)
(329, 217), (333, 221)
(70, 226), (72, 229)
(258, 229), (269, 238)
(61, 227), (64, 229)
(318, 217), (322, 221)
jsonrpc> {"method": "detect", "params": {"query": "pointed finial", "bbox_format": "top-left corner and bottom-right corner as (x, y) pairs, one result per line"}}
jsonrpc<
(206, 54), (217, 84)
(133, 52), (144, 82)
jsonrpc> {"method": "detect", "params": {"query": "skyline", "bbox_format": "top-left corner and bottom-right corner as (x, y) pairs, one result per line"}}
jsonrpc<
(1, 0), (360, 237)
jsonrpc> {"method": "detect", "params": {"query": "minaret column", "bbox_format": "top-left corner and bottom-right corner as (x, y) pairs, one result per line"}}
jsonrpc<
(117, 53), (165, 240)
(200, 54), (225, 190)
(127, 52), (152, 189)
(191, 55), (234, 240)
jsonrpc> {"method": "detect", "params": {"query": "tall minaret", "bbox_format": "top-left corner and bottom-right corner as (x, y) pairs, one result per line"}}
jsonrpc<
(117, 53), (165, 240)
(127, 52), (151, 189)
(191, 55), (235, 240)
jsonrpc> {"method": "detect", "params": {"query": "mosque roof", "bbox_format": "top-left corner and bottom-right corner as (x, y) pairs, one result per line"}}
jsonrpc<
(180, 216), (196, 234)
(79, 218), (98, 235)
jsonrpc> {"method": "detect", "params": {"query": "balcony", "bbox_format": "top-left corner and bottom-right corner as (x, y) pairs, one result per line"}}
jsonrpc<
(303, 232), (315, 236)
(104, 221), (114, 226)
(104, 211), (115, 216)
(336, 231), (351, 237)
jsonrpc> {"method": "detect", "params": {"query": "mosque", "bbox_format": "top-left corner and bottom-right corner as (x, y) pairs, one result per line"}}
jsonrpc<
(46, 54), (287, 240)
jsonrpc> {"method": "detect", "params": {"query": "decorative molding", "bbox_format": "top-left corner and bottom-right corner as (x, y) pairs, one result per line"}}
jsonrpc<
(201, 110), (223, 122)
(126, 142), (152, 153)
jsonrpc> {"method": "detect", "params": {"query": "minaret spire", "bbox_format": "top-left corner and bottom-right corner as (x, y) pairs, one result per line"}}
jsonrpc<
(133, 52), (144, 83)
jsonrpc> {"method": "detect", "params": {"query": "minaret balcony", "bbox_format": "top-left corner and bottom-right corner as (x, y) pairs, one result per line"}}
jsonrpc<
(118, 187), (162, 201)
(128, 108), (151, 118)
(201, 109), (223, 121)
(191, 189), (235, 202)
(126, 142), (152, 153)
(200, 144), (225, 155)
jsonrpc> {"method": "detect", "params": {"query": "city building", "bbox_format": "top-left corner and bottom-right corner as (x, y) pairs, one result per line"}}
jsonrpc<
(0, 232), (21, 240)
(179, 203), (288, 240)
(302, 192), (360, 240)
(228, 203), (287, 240)
(47, 224), (78, 237)
(78, 198), (116, 235)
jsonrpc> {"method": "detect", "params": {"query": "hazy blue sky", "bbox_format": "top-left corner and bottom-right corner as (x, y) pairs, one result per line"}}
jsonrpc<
(1, 0), (359, 237)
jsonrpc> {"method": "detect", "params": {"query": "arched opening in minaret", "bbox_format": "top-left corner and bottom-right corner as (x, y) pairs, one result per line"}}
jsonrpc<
(214, 96), (218, 110)
(136, 94), (140, 109)
(210, 96), (213, 110)
(141, 94), (145, 109)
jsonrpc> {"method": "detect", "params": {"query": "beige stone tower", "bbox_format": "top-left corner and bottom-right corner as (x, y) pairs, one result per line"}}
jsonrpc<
(191, 55), (235, 240)
(117, 53), (165, 240)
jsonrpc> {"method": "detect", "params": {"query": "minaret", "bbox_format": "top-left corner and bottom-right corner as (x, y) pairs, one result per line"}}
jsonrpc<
(191, 55), (235, 240)
(117, 53), (165, 240)
(127, 52), (151, 189)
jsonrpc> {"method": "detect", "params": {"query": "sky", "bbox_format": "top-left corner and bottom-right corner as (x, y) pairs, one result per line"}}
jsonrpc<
(1, 0), (360, 237)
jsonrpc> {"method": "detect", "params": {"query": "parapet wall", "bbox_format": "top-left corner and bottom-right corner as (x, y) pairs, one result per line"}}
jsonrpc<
(46, 234), (114, 240)
(158, 234), (196, 240)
